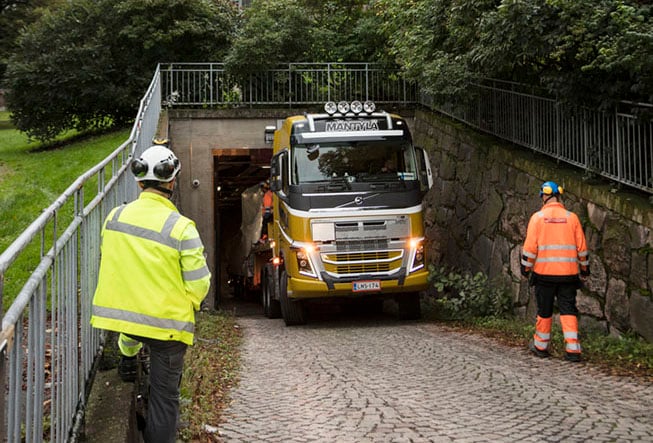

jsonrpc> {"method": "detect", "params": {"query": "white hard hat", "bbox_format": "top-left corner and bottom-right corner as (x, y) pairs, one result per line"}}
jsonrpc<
(130, 145), (180, 182)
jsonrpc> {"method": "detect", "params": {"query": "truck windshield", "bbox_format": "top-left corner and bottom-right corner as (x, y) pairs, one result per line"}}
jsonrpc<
(291, 140), (418, 184)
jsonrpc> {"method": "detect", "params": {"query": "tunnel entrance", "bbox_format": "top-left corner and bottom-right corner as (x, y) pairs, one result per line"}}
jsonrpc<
(213, 148), (272, 306)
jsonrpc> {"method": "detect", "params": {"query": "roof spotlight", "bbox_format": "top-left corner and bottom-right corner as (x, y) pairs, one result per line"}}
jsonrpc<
(350, 100), (363, 114)
(337, 101), (350, 114)
(363, 100), (376, 113)
(324, 101), (337, 115)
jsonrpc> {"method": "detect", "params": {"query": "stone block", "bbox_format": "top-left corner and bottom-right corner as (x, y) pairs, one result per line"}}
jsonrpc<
(576, 292), (603, 318)
(605, 278), (629, 332)
(629, 292), (653, 342)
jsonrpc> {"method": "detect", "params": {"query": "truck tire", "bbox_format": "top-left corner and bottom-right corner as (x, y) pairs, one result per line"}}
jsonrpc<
(279, 270), (306, 326)
(263, 264), (281, 319)
(396, 292), (421, 320)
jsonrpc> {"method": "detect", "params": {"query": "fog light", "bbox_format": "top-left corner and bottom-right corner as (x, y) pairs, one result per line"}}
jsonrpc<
(337, 101), (350, 114)
(324, 101), (337, 115)
(350, 100), (363, 114)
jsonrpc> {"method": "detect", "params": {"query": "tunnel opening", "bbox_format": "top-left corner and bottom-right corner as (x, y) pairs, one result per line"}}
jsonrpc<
(212, 148), (272, 306)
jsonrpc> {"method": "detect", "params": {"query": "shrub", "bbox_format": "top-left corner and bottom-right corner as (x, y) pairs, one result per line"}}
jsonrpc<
(427, 265), (512, 320)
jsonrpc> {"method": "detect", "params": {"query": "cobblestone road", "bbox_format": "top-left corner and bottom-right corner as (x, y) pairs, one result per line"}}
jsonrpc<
(216, 303), (653, 443)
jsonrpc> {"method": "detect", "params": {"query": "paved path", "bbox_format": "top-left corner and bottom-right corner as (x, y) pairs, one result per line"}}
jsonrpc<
(216, 303), (653, 442)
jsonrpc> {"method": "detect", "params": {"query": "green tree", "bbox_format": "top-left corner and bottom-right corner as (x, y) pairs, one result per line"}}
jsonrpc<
(0, 0), (60, 87)
(224, 0), (392, 74)
(473, 0), (653, 106)
(379, 0), (653, 107)
(378, 0), (499, 101)
(224, 0), (314, 75)
(6, 0), (238, 142)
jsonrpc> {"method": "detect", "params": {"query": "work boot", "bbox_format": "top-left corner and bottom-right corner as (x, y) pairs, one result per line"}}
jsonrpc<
(118, 355), (138, 382)
(529, 340), (549, 358)
(565, 352), (582, 363)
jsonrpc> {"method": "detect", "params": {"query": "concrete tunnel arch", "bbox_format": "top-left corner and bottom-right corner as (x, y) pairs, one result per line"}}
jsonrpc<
(166, 110), (293, 309)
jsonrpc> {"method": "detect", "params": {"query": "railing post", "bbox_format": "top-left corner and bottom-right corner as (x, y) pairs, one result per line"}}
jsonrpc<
(288, 63), (292, 108)
(615, 106), (622, 183)
(0, 274), (5, 443)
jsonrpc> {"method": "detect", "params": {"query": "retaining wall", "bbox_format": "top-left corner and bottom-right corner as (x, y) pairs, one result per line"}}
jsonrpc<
(413, 108), (653, 341)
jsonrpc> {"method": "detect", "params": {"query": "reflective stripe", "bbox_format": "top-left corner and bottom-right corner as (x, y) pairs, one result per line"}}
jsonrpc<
(181, 237), (203, 250)
(533, 338), (549, 350)
(93, 305), (194, 333)
(578, 250), (589, 257)
(536, 257), (578, 263)
(579, 260), (589, 266)
(161, 212), (181, 238)
(120, 336), (141, 347)
(535, 331), (550, 340)
(538, 244), (577, 251)
(564, 331), (578, 340)
(183, 265), (211, 281)
(523, 251), (537, 259)
(566, 343), (582, 352)
(521, 259), (533, 267)
(106, 212), (182, 251)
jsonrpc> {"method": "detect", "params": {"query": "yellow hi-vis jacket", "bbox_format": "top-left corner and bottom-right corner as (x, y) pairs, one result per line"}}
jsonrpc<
(91, 191), (211, 345)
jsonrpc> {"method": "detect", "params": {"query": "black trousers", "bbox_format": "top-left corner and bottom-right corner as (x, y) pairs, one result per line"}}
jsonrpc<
(535, 282), (579, 318)
(128, 335), (187, 443)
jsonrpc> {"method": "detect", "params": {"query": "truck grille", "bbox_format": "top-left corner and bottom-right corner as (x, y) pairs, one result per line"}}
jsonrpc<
(321, 250), (403, 276)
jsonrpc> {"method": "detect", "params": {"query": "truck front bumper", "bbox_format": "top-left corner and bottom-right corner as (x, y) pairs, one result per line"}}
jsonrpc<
(286, 268), (429, 299)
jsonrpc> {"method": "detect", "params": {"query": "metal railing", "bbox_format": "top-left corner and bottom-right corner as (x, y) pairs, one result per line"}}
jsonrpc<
(0, 66), (161, 442)
(159, 62), (418, 107)
(424, 79), (653, 194)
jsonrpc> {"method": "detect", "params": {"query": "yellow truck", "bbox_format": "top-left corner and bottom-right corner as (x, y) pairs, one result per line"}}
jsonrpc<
(260, 100), (433, 325)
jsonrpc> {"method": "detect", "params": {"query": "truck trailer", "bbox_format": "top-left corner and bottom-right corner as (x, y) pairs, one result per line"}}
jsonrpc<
(255, 100), (433, 325)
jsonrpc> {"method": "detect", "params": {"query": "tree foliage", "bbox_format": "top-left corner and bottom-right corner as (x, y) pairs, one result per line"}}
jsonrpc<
(378, 0), (653, 107)
(0, 0), (60, 87)
(6, 0), (238, 141)
(224, 0), (392, 75)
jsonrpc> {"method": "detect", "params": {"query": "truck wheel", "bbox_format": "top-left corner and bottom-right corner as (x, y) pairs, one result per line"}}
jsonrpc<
(396, 292), (421, 320)
(279, 270), (306, 326)
(263, 264), (281, 319)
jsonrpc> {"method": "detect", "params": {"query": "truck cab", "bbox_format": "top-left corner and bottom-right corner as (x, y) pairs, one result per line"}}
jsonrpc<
(262, 100), (433, 325)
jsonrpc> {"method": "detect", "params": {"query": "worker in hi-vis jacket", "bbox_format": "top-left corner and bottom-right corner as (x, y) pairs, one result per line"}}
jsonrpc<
(91, 144), (211, 442)
(521, 181), (590, 363)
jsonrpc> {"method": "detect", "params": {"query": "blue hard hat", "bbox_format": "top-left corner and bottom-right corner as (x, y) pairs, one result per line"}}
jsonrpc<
(539, 181), (563, 197)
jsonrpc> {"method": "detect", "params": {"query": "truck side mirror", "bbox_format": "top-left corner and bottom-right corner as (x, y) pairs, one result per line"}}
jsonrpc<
(269, 151), (284, 192)
(415, 146), (433, 192)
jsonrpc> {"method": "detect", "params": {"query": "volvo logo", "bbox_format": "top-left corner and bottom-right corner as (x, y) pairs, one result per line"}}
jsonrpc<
(354, 196), (363, 205)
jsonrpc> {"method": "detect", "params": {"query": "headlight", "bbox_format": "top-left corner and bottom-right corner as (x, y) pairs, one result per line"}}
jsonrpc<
(295, 246), (317, 277)
(409, 238), (425, 272)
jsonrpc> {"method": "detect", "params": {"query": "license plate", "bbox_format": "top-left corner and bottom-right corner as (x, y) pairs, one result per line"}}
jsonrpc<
(352, 280), (381, 292)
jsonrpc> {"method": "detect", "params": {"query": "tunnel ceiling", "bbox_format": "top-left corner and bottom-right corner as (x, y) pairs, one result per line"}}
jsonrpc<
(214, 148), (272, 208)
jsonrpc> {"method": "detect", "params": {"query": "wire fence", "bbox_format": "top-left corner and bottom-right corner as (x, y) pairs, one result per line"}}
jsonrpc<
(424, 79), (653, 194)
(159, 62), (418, 107)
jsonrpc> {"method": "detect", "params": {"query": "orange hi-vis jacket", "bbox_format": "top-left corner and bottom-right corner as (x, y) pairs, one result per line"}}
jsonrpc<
(522, 201), (589, 278)
(262, 190), (273, 214)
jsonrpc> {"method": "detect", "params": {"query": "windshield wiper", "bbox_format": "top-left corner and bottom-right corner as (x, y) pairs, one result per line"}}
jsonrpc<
(329, 174), (352, 190)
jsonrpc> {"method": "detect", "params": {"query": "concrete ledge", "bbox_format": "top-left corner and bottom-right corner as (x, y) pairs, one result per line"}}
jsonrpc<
(82, 368), (141, 442)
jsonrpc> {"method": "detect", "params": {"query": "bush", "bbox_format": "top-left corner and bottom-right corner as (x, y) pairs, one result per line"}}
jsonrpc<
(427, 265), (512, 320)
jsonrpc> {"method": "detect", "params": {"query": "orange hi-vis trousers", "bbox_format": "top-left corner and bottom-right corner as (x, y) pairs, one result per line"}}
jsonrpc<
(533, 314), (581, 354)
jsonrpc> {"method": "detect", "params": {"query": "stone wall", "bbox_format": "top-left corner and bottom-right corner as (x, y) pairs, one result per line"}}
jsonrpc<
(412, 108), (653, 342)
